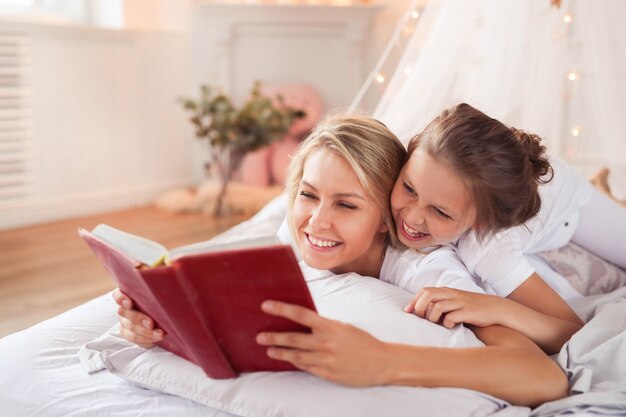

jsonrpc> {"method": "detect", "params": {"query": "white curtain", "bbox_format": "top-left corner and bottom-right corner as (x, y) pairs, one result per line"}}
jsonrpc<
(373, 0), (626, 197)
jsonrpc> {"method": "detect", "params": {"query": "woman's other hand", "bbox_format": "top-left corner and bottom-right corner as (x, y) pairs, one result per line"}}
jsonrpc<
(112, 288), (164, 348)
(256, 300), (392, 387)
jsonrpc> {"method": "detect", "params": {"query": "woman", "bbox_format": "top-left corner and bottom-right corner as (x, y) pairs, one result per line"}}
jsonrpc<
(114, 114), (567, 407)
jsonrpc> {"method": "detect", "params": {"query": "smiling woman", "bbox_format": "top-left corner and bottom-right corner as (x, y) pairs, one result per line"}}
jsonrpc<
(291, 151), (388, 277)
(113, 113), (568, 407)
(285, 115), (404, 278)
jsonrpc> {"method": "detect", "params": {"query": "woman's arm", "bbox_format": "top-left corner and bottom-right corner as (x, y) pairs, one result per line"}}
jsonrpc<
(256, 300), (569, 407)
(404, 273), (583, 354)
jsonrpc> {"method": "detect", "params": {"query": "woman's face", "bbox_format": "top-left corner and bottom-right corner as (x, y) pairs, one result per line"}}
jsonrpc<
(390, 148), (476, 250)
(292, 148), (388, 277)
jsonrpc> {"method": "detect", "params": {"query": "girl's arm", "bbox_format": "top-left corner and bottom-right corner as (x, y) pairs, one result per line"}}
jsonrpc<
(405, 273), (583, 354)
(256, 300), (569, 407)
(505, 272), (583, 351)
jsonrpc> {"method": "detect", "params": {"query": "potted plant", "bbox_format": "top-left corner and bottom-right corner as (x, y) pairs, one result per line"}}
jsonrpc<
(180, 82), (306, 215)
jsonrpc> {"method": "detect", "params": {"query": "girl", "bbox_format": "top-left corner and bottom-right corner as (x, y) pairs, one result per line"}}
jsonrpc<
(395, 103), (626, 354)
(114, 114), (567, 407)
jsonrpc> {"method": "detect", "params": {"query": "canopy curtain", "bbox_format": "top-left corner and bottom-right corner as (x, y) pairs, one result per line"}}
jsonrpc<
(373, 0), (626, 196)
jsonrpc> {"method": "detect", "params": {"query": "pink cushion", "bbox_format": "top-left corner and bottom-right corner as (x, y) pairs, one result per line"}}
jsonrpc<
(269, 135), (301, 185)
(237, 147), (271, 187)
(235, 83), (323, 186)
(261, 83), (324, 137)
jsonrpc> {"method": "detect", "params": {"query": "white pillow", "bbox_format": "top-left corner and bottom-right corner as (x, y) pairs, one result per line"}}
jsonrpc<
(81, 273), (508, 417)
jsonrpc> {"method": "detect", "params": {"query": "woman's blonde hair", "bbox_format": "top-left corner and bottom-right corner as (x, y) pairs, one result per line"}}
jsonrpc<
(286, 113), (407, 248)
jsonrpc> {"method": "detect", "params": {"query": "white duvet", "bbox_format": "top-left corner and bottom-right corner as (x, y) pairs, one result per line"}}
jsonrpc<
(1, 195), (625, 417)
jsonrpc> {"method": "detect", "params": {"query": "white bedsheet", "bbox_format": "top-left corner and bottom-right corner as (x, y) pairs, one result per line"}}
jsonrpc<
(0, 293), (237, 417)
(1, 194), (625, 417)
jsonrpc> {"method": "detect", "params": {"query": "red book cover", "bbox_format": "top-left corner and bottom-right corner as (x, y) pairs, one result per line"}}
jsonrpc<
(79, 228), (316, 379)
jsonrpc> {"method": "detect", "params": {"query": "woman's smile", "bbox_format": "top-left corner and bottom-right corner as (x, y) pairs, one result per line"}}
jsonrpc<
(304, 232), (343, 251)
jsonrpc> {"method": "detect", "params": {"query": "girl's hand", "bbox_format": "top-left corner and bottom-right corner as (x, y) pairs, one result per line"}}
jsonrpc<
(256, 300), (392, 387)
(404, 287), (507, 329)
(112, 288), (164, 348)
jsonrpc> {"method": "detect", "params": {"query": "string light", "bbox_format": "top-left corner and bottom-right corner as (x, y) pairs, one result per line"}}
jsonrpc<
(404, 67), (412, 75)
(348, 0), (421, 112)
(567, 70), (579, 81)
(563, 13), (573, 23)
(571, 126), (581, 137)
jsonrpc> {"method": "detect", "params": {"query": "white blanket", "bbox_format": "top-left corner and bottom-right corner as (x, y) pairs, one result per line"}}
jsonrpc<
(1, 194), (625, 417)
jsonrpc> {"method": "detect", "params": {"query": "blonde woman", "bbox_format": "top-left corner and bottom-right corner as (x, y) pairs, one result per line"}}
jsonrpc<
(114, 114), (567, 407)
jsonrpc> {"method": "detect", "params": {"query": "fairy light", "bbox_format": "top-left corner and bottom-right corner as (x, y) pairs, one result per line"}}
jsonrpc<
(348, 1), (421, 112)
(404, 66), (412, 75)
(563, 13), (573, 23)
(571, 126), (581, 137)
(567, 70), (579, 81)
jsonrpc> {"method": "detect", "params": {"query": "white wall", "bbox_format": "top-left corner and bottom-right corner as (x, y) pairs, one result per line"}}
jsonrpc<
(0, 21), (195, 230)
(0, 1), (420, 230)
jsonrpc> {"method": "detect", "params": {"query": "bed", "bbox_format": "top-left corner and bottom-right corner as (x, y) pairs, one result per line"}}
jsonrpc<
(1, 195), (625, 417)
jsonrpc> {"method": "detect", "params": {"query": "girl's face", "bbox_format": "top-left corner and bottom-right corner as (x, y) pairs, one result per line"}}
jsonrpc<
(390, 148), (476, 250)
(292, 149), (388, 277)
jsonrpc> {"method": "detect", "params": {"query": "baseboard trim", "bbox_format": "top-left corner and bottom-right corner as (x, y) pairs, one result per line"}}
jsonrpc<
(0, 180), (194, 231)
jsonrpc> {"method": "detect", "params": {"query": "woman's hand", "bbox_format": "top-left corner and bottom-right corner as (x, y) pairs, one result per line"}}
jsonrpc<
(256, 300), (391, 387)
(404, 287), (508, 328)
(112, 288), (164, 348)
(257, 300), (568, 406)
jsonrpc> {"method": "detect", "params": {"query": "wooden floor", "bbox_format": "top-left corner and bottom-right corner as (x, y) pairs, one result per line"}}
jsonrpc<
(0, 206), (249, 338)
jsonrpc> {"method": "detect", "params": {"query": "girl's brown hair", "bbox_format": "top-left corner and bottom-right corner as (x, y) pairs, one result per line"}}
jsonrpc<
(407, 103), (553, 237)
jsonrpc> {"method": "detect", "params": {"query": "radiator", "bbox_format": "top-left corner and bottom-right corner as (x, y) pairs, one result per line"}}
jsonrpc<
(0, 32), (32, 205)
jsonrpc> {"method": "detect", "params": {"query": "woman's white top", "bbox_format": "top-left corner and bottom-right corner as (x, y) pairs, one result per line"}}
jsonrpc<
(278, 218), (483, 294)
(456, 157), (594, 297)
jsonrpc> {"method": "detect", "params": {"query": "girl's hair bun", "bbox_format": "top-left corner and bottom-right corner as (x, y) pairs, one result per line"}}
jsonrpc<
(510, 127), (554, 183)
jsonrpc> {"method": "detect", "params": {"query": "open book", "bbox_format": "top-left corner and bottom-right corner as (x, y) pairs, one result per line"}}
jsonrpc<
(79, 224), (316, 379)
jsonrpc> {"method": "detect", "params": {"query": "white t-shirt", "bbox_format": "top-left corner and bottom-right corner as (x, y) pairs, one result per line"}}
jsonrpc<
(277, 218), (483, 294)
(380, 246), (484, 295)
(456, 157), (594, 298)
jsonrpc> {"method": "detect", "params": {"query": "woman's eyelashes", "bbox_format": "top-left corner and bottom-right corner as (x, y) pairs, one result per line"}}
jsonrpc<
(403, 182), (416, 195)
(299, 190), (357, 210)
(299, 190), (317, 200)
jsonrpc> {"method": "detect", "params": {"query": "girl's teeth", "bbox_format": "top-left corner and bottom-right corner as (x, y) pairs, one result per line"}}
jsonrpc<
(403, 221), (426, 237)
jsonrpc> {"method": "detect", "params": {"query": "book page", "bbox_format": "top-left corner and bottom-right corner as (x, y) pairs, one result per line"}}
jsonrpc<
(91, 224), (168, 267)
(170, 235), (281, 261)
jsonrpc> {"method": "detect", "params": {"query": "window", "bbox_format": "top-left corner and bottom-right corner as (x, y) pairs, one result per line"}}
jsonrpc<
(0, 0), (123, 28)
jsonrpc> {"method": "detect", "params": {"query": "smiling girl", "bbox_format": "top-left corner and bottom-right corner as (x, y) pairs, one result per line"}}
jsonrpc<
(113, 114), (567, 406)
(395, 103), (626, 354)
